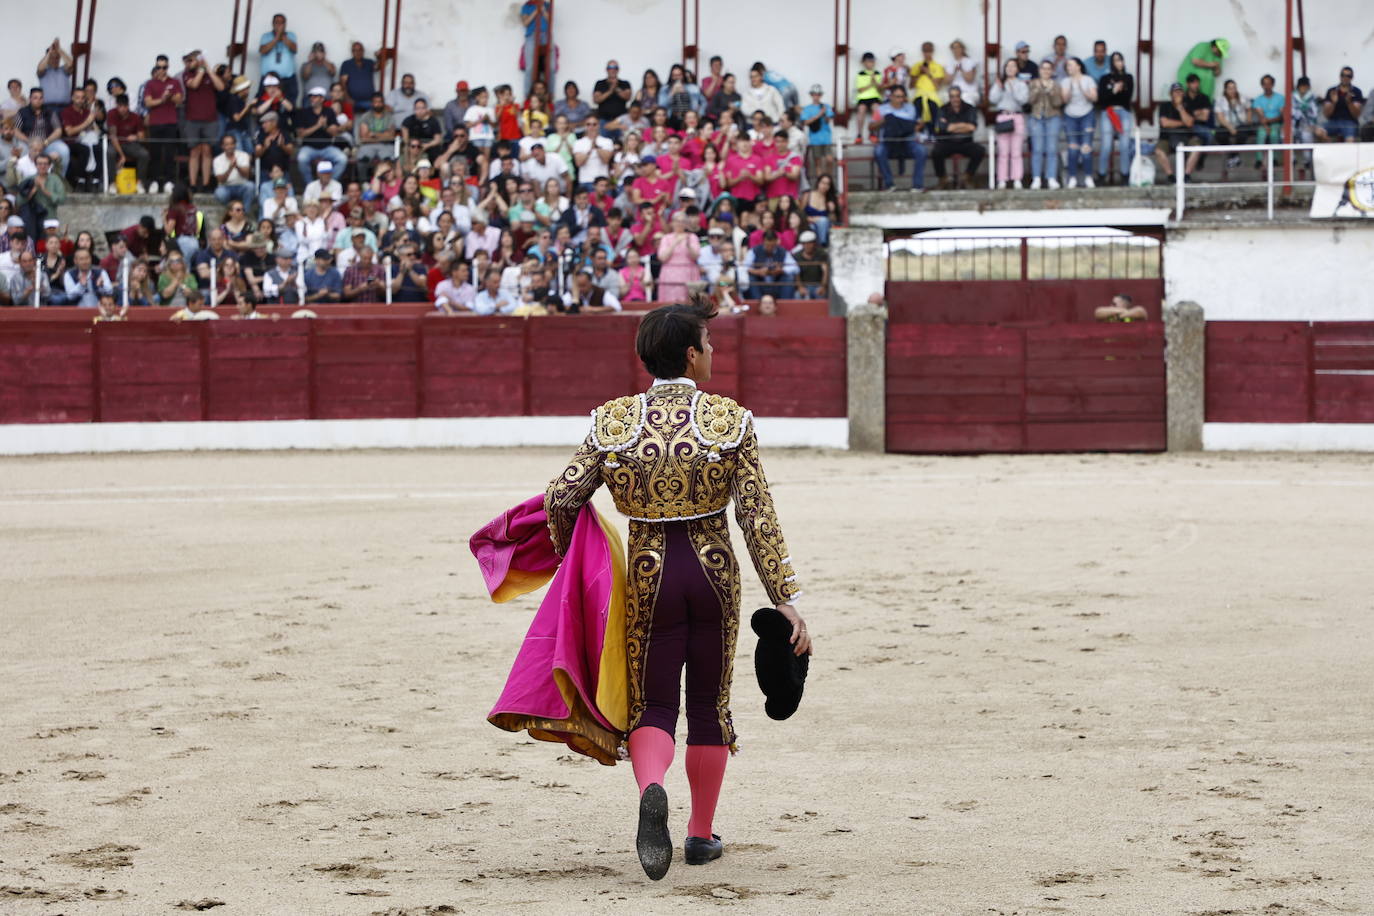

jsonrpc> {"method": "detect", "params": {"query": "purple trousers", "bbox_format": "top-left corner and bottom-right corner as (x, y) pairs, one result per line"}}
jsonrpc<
(636, 521), (734, 746)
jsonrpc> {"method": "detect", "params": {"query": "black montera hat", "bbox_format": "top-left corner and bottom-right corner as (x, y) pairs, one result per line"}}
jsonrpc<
(751, 607), (809, 721)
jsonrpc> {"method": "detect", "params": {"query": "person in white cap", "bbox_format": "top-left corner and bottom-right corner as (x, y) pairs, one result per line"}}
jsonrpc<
(295, 86), (347, 178)
(302, 161), (342, 205)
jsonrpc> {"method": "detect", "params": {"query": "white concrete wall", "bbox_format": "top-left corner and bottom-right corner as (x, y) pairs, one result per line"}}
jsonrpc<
(1164, 224), (1374, 321)
(9, 0), (1373, 112)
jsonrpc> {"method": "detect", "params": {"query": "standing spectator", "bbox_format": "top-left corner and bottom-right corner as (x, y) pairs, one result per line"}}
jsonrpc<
(1084, 41), (1111, 82)
(213, 134), (255, 212)
(300, 42), (336, 100)
(1060, 57), (1098, 188)
(1251, 74), (1286, 160)
(59, 88), (101, 192)
(254, 112), (294, 199)
(520, 0), (553, 98)
(793, 231), (828, 299)
(947, 40), (980, 106)
(1095, 53), (1135, 186)
(655, 211), (700, 301)
(15, 88), (68, 176)
(62, 247), (113, 307)
(224, 76), (256, 152)
(555, 81), (590, 126)
(402, 98), (444, 160)
(593, 61), (632, 133)
(387, 73), (428, 129)
(1014, 41), (1037, 79)
(142, 60), (182, 193)
(573, 116), (614, 190)
(36, 39), (74, 113)
(259, 13), (300, 103)
(1291, 76), (1319, 172)
(443, 81), (472, 136)
(701, 55), (726, 101)
(1214, 79), (1254, 172)
(743, 230), (797, 300)
(1177, 38), (1228, 101)
(740, 67), (784, 124)
(17, 154), (66, 240)
(181, 51), (224, 192)
(303, 249), (342, 303)
(634, 70), (662, 112)
(930, 86), (984, 189)
(661, 65), (706, 124)
(1043, 35), (1070, 79)
(990, 58), (1029, 189)
(1154, 83), (1205, 184)
(340, 42), (377, 112)
(873, 86), (926, 192)
(910, 43), (946, 124)
(800, 85), (834, 177)
(1317, 67), (1363, 141)
(296, 88), (348, 177)
(762, 131), (802, 204)
(463, 86), (495, 150)
(707, 75), (741, 123)
(883, 50), (912, 99)
(493, 85), (522, 142)
(853, 52), (882, 143)
(1027, 60), (1064, 189)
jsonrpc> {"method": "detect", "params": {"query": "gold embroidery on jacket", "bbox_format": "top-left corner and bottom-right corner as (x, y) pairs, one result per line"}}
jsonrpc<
(624, 520), (665, 731)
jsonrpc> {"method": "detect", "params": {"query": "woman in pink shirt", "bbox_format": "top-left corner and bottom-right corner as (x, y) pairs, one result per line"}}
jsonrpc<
(655, 211), (701, 302)
(618, 249), (651, 302)
(702, 144), (724, 202)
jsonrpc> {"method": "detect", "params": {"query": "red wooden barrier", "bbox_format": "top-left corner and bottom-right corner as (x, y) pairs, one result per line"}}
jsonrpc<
(0, 314), (846, 425)
(886, 279), (1164, 325)
(1207, 321), (1374, 424)
(886, 323), (1165, 453)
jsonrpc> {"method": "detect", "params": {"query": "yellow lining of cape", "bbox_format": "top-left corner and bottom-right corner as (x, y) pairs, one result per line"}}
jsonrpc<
(591, 511), (629, 733)
(491, 566), (557, 604)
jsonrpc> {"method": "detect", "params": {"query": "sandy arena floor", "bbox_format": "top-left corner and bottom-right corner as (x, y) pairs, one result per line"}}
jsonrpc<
(1, 447), (1371, 915)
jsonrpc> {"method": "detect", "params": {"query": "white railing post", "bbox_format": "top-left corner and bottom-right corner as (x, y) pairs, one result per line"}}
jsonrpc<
(987, 129), (995, 189)
(102, 135), (109, 192)
(1266, 148), (1274, 221)
(1175, 144), (1185, 219)
(122, 260), (129, 308)
(384, 255), (393, 304)
(32, 259), (41, 307)
(210, 258), (218, 307)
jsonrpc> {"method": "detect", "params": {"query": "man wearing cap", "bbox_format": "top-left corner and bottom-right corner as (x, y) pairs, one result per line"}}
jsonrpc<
(302, 248), (342, 303)
(262, 247), (305, 303)
(402, 97), (444, 160)
(444, 82), (472, 137)
(1015, 41), (1037, 79)
(799, 86), (834, 176)
(593, 61), (633, 135)
(300, 42), (336, 101)
(1155, 82), (1206, 183)
(254, 113), (294, 201)
(1178, 38), (1228, 100)
(302, 162), (343, 206)
(261, 177), (299, 228)
(793, 231), (828, 300)
(259, 13), (300, 103)
(180, 51), (224, 191)
(296, 87), (348, 177)
(213, 134), (255, 214)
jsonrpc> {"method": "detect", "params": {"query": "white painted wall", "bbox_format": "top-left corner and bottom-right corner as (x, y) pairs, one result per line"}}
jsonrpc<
(1164, 224), (1374, 321)
(8, 0), (1373, 113)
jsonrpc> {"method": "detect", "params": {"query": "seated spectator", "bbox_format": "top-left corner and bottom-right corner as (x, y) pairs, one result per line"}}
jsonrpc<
(743, 230), (797, 300)
(341, 42), (377, 112)
(356, 93), (396, 168)
(523, 141), (569, 193)
(1154, 82), (1205, 183)
(436, 125), (485, 185)
(1084, 40), (1111, 82)
(562, 266), (621, 313)
(1318, 67), (1363, 142)
(254, 111), (294, 199)
(192, 229), (237, 289)
(873, 86), (926, 192)
(1251, 74), (1286, 158)
(213, 134), (256, 213)
(303, 248), (342, 303)
(169, 287), (218, 321)
(388, 244), (429, 301)
(386, 72), (429, 129)
(762, 131), (803, 204)
(215, 256), (253, 306)
(262, 177), (300, 227)
(99, 235), (133, 281)
(295, 88), (348, 177)
(126, 261), (156, 305)
(434, 259), (476, 314)
(157, 252), (198, 305)
(588, 247), (621, 297)
(105, 93), (150, 193)
(62, 247), (114, 307)
(793, 231), (828, 300)
(1095, 293), (1149, 322)
(555, 80), (590, 125)
(930, 85), (986, 189)
(1213, 79), (1255, 173)
(558, 185), (606, 243)
(15, 88), (69, 175)
(342, 243), (387, 301)
(38, 236), (67, 302)
(237, 233), (271, 299)
(262, 248), (305, 303)
(618, 248), (651, 302)
(59, 87), (102, 192)
(402, 97), (444, 161)
(739, 66), (784, 123)
(303, 161), (343, 204)
(473, 265), (516, 314)
(18, 153), (68, 240)
(119, 215), (158, 259)
(462, 86), (495, 149)
(7, 248), (50, 305)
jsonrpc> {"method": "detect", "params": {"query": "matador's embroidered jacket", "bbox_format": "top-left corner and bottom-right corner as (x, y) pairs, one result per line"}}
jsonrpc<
(544, 379), (802, 742)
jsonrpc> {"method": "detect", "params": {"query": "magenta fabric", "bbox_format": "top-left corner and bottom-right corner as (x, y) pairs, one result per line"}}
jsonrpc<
(480, 497), (618, 734)
(469, 494), (561, 599)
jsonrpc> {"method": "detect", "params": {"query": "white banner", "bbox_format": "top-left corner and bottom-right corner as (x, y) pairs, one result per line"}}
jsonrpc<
(1310, 143), (1374, 218)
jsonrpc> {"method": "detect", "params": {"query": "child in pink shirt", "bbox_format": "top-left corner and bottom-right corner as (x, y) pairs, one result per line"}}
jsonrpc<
(619, 249), (651, 302)
(723, 136), (763, 210)
(763, 132), (803, 201)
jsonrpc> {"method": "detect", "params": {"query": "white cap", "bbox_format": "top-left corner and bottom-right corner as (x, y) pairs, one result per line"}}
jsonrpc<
(678, 188), (696, 199)
(6, 216), (24, 228)
(42, 219), (60, 229)
(263, 75), (280, 86)
(308, 86), (327, 97)
(317, 161), (334, 172)
(798, 230), (817, 243)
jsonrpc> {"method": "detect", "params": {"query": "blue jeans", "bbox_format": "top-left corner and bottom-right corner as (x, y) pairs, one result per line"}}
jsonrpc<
(1096, 107), (1134, 177)
(809, 215), (831, 245)
(748, 281), (795, 299)
(875, 137), (927, 189)
(1063, 111), (1095, 179)
(174, 235), (200, 259)
(1028, 115), (1061, 180)
(215, 183), (256, 214)
(297, 145), (348, 179)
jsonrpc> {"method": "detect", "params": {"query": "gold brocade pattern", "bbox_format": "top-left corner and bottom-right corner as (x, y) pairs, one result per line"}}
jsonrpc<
(544, 434), (605, 556)
(731, 426), (800, 606)
(624, 521), (665, 731)
(591, 395), (644, 451)
(688, 513), (741, 746)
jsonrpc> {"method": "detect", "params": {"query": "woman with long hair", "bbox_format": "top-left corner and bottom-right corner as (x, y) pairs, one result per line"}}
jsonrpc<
(636, 70), (662, 110)
(1093, 52), (1135, 185)
(802, 173), (838, 244)
(125, 260), (156, 305)
(156, 253), (197, 305)
(1059, 56), (1098, 188)
(215, 256), (253, 306)
(1214, 78), (1254, 176)
(989, 57), (1029, 189)
(220, 200), (253, 252)
(1027, 60), (1065, 190)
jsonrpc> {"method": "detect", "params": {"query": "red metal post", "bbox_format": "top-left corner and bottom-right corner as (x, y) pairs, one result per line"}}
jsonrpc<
(1135, 0), (1156, 122)
(1295, 0), (1307, 78)
(544, 0), (555, 87)
(228, 0), (255, 74)
(70, 0), (97, 86)
(833, 0), (850, 120)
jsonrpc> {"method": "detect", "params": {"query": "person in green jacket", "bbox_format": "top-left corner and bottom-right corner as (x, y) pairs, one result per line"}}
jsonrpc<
(1178, 38), (1229, 99)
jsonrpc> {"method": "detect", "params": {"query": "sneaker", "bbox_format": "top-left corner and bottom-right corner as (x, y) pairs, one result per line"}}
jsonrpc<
(996, 180), (1007, 190)
(1012, 179), (1022, 190)
(1030, 176), (1042, 190)
(148, 182), (159, 194)
(1226, 154), (1242, 169)
(1066, 176), (1078, 189)
(136, 182), (147, 194)
(107, 182), (118, 195)
(1083, 175), (1096, 188)
(1047, 177), (1061, 189)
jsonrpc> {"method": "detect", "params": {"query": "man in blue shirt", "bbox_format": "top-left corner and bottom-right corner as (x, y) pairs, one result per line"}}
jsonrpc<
(1084, 41), (1111, 82)
(800, 84), (835, 177)
(259, 13), (300, 104)
(303, 249), (342, 304)
(340, 42), (377, 113)
(874, 86), (927, 191)
(1251, 74), (1286, 154)
(520, 0), (552, 98)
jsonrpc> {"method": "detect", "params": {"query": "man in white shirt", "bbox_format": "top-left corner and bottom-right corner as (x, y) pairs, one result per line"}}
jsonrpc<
(696, 226), (726, 285)
(572, 116), (614, 190)
(562, 266), (620, 313)
(212, 134), (255, 213)
(434, 260), (476, 314)
(740, 68), (784, 123)
(948, 40), (980, 105)
(473, 265), (517, 315)
(302, 161), (342, 204)
(262, 248), (306, 303)
(262, 177), (299, 227)
(521, 141), (568, 193)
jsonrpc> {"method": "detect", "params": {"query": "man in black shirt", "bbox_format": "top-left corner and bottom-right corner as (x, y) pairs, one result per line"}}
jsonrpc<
(435, 125), (483, 181)
(294, 87), (347, 177)
(1153, 82), (1207, 182)
(402, 97), (444, 159)
(592, 60), (632, 135)
(930, 87), (985, 189)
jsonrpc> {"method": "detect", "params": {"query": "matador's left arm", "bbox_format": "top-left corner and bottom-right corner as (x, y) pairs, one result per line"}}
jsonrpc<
(544, 433), (604, 556)
(731, 422), (802, 606)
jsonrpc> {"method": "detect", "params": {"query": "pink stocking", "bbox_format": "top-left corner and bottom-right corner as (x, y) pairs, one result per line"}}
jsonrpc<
(629, 726), (675, 796)
(685, 744), (728, 839)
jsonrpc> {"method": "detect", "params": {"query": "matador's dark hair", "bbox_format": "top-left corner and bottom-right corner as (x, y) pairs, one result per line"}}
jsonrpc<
(636, 293), (717, 380)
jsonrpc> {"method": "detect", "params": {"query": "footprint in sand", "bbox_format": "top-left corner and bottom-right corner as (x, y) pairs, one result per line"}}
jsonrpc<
(51, 844), (138, 869)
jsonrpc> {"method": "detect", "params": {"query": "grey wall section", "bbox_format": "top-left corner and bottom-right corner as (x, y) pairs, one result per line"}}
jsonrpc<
(828, 227), (884, 317)
(1164, 301), (1205, 452)
(845, 301), (887, 453)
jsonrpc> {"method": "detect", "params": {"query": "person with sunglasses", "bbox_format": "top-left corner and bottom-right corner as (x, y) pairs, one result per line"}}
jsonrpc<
(593, 61), (633, 138)
(141, 59), (183, 194)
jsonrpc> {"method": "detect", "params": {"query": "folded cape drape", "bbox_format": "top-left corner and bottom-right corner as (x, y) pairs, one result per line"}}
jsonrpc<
(470, 495), (629, 766)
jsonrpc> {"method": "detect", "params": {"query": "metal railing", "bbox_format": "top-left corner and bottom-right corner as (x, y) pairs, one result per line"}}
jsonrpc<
(1174, 142), (1316, 221)
(886, 233), (1162, 282)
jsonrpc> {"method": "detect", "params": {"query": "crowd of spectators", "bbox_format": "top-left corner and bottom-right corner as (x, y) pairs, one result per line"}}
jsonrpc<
(0, 16), (842, 314)
(857, 35), (1372, 190)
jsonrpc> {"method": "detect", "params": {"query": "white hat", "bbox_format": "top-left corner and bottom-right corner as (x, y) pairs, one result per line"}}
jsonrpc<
(678, 187), (696, 199)
(263, 74), (280, 86)
(6, 216), (24, 228)
(317, 161), (334, 172)
(308, 86), (327, 97)
(799, 230), (817, 243)
(42, 219), (60, 229)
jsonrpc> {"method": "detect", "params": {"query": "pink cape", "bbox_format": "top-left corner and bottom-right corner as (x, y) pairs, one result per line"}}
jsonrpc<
(470, 495), (629, 765)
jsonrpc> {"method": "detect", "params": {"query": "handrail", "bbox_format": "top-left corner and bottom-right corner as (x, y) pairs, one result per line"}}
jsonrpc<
(1173, 142), (1316, 221)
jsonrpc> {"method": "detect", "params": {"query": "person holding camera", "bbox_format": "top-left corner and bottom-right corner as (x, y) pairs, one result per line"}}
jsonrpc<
(180, 51), (224, 192)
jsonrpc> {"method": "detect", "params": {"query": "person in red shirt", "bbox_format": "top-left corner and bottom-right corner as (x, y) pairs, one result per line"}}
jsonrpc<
(59, 88), (100, 192)
(141, 59), (183, 193)
(180, 51), (225, 192)
(493, 84), (522, 142)
(629, 201), (663, 258)
(106, 95), (150, 192)
(722, 135), (763, 213)
(762, 131), (802, 205)
(630, 158), (672, 218)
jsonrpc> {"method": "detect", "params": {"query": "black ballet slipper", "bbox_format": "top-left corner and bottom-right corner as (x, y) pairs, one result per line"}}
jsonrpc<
(684, 833), (724, 865)
(636, 783), (672, 881)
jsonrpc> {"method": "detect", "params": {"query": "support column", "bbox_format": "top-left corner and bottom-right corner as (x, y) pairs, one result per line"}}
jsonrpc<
(846, 300), (887, 453)
(828, 226), (884, 316)
(1164, 301), (1204, 451)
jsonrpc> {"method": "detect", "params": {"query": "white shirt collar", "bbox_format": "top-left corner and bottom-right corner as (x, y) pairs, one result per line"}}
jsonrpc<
(651, 377), (696, 390)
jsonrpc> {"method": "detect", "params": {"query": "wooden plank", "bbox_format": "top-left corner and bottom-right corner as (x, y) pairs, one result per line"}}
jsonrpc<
(886, 422), (1024, 453)
(1026, 421), (1165, 452)
(1312, 375), (1374, 423)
